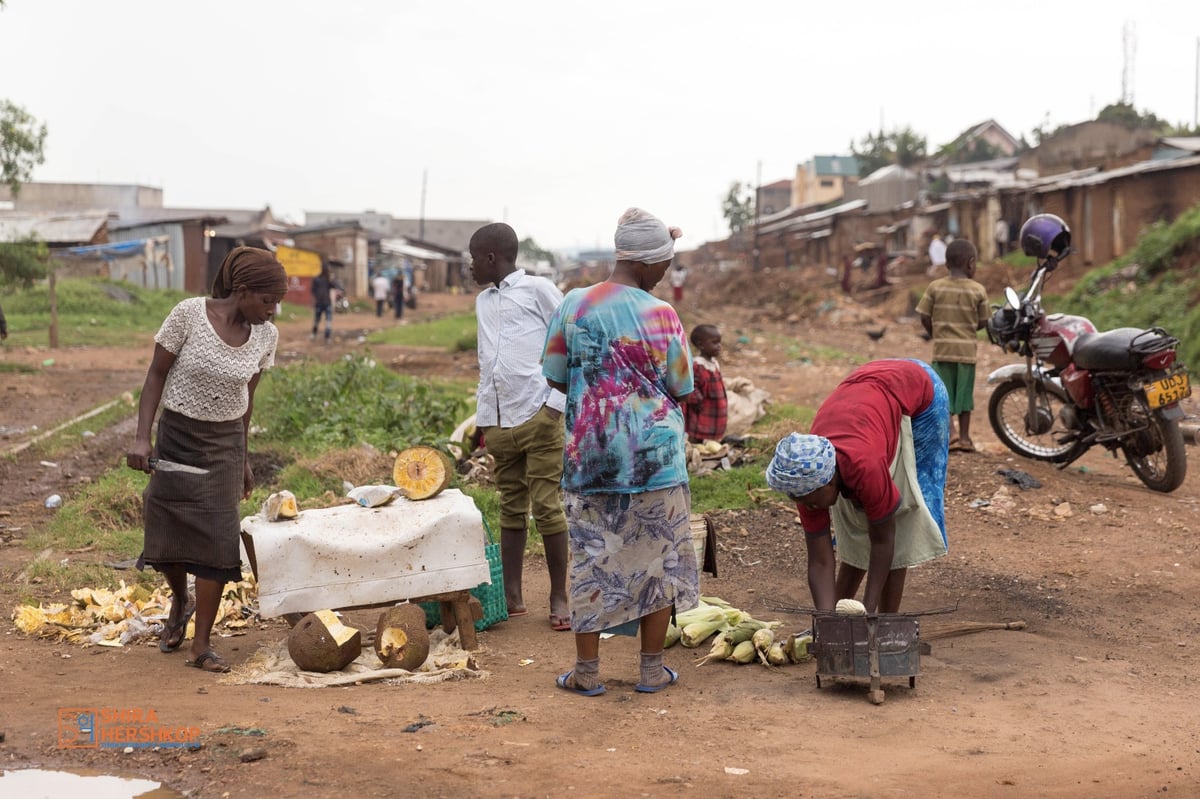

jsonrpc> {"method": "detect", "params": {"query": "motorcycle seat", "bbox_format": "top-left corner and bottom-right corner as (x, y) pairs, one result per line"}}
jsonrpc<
(1072, 327), (1158, 371)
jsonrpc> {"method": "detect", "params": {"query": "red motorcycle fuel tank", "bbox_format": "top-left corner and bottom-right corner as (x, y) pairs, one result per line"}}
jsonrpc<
(1060, 364), (1094, 408)
(1033, 313), (1097, 369)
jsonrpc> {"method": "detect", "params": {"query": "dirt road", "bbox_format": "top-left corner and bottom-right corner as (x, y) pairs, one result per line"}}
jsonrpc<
(1, 273), (1198, 798)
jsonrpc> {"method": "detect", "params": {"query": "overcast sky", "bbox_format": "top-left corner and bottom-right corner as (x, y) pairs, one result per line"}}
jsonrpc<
(2, 1), (1197, 251)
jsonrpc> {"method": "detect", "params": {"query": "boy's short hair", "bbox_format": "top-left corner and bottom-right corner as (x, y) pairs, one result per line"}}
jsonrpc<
(946, 239), (977, 271)
(690, 323), (719, 347)
(469, 222), (519, 262)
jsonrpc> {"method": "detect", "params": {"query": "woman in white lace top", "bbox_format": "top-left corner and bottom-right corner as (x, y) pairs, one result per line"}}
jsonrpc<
(127, 246), (287, 673)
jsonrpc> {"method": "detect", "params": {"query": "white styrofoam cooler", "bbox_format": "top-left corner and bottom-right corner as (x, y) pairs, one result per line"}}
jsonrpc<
(240, 488), (491, 618)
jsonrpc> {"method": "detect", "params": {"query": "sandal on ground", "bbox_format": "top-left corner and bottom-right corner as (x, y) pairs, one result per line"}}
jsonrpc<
(635, 665), (679, 693)
(159, 600), (195, 653)
(556, 670), (605, 696)
(950, 440), (977, 453)
(185, 650), (231, 673)
(549, 613), (571, 632)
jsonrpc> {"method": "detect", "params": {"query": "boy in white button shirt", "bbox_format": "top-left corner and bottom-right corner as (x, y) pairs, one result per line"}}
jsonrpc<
(469, 223), (571, 631)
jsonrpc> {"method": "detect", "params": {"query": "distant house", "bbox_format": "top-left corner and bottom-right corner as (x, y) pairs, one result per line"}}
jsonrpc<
(935, 119), (1020, 164)
(0, 181), (162, 212)
(304, 211), (489, 253)
(1021, 119), (1159, 176)
(793, 155), (860, 207)
(757, 179), (792, 216)
(845, 164), (921, 211)
(289, 220), (371, 300)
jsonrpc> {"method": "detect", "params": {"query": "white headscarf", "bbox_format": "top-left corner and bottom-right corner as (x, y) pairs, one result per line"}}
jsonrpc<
(614, 208), (682, 264)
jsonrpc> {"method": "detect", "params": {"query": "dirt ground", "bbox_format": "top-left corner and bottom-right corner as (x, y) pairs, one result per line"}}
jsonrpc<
(2, 266), (1199, 799)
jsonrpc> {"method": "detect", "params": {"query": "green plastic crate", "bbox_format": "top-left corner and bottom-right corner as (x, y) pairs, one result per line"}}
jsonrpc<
(421, 534), (507, 632)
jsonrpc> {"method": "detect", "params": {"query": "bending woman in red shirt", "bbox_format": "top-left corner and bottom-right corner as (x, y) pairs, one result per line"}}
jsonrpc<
(766, 359), (950, 613)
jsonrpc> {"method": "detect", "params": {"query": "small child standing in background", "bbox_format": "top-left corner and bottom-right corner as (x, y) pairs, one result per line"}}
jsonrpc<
(916, 238), (990, 452)
(685, 324), (728, 443)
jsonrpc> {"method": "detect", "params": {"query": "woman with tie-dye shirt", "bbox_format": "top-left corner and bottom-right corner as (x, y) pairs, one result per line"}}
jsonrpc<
(542, 208), (699, 697)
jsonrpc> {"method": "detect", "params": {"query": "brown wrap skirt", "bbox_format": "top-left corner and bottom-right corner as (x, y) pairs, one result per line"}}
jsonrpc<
(139, 409), (244, 583)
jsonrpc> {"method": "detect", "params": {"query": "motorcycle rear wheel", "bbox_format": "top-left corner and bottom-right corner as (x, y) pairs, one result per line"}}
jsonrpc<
(1121, 404), (1187, 493)
(988, 378), (1082, 463)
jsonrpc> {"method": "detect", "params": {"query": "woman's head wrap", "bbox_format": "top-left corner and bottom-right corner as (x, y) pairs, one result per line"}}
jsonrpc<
(765, 433), (837, 497)
(211, 246), (288, 299)
(613, 208), (682, 265)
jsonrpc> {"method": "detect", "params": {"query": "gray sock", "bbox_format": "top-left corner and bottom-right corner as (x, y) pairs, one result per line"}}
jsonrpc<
(572, 657), (600, 690)
(639, 651), (665, 687)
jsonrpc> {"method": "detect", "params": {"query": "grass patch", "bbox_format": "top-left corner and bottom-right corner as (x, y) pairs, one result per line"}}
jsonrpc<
(17, 558), (159, 595)
(25, 469), (148, 555)
(0, 361), (36, 374)
(367, 311), (478, 352)
(1, 278), (190, 348)
(690, 462), (770, 514)
(1058, 201), (1200, 369)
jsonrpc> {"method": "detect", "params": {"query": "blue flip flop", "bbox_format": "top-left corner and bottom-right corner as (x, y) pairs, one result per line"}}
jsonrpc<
(635, 665), (679, 693)
(556, 670), (606, 697)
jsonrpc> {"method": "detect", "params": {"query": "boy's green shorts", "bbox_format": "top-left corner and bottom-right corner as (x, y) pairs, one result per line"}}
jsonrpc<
(932, 361), (976, 415)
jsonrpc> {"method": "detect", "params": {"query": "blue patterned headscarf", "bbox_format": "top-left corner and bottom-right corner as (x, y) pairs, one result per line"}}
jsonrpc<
(765, 433), (837, 497)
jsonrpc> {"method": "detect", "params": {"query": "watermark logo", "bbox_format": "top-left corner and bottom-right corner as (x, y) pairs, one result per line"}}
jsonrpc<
(58, 708), (201, 750)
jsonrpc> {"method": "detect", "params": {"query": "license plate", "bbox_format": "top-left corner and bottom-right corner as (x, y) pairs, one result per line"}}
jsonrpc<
(1145, 372), (1191, 408)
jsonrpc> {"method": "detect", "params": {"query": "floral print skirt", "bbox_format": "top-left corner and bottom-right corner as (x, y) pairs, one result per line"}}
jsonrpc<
(563, 485), (700, 634)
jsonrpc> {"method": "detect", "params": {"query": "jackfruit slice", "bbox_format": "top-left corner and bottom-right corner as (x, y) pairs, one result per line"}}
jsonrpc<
(392, 446), (453, 500)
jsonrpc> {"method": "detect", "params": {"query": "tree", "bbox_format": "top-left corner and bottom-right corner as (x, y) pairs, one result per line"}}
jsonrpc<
(850, 126), (927, 177)
(721, 181), (755, 234)
(0, 236), (48, 287)
(518, 236), (556, 268)
(1096, 101), (1168, 131)
(0, 100), (47, 197)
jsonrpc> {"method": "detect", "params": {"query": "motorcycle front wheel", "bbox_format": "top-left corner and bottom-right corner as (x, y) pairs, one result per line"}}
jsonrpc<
(1121, 402), (1188, 492)
(988, 378), (1082, 462)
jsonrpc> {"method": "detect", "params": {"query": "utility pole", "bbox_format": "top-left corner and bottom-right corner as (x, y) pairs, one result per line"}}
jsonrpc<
(418, 168), (427, 241)
(752, 160), (762, 272)
(1194, 36), (1199, 128)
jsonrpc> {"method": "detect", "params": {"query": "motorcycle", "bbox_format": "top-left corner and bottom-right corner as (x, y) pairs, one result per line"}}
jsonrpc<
(984, 214), (1191, 492)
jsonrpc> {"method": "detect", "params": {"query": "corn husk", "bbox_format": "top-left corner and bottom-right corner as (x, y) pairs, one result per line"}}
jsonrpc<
(785, 632), (814, 663)
(663, 623), (682, 649)
(11, 573), (259, 647)
(765, 641), (788, 666)
(752, 627), (775, 665)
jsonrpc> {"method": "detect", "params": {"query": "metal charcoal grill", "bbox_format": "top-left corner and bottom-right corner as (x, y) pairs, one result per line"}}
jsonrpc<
(810, 612), (930, 704)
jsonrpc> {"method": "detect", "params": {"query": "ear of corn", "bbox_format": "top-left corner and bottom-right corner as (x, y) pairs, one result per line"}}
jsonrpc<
(695, 632), (735, 666)
(663, 623), (681, 649)
(785, 632), (814, 663)
(752, 627), (776, 665)
(728, 640), (757, 664)
(766, 641), (788, 666)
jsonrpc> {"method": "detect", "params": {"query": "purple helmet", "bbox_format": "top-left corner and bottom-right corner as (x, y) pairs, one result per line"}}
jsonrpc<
(1019, 214), (1071, 259)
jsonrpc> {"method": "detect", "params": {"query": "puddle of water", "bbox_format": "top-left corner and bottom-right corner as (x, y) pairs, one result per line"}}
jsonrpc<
(0, 768), (184, 798)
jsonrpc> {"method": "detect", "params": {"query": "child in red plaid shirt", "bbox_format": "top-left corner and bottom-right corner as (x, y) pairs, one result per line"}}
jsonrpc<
(684, 324), (728, 443)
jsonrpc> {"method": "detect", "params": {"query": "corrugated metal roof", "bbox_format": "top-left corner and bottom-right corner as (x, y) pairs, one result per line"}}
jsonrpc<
(1034, 154), (1200, 192)
(757, 198), (866, 236)
(0, 211), (108, 244)
(379, 238), (453, 261)
(109, 208), (230, 230)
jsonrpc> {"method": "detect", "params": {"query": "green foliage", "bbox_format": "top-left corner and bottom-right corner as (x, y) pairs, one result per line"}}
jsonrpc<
(1059, 202), (1200, 369)
(28, 398), (138, 459)
(722, 181), (755, 233)
(369, 311), (477, 351)
(0, 237), (48, 288)
(0, 99), (47, 196)
(1096, 101), (1168, 132)
(519, 237), (556, 268)
(252, 355), (470, 455)
(851, 126), (927, 176)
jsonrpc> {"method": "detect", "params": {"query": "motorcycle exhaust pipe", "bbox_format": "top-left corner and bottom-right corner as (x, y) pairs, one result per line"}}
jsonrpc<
(1181, 424), (1200, 446)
